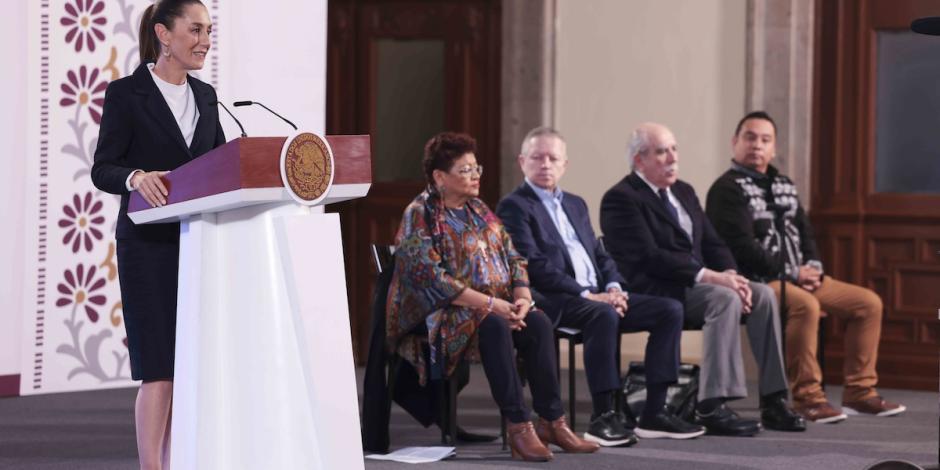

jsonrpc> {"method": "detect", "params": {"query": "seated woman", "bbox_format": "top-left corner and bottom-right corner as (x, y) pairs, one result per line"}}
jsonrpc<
(386, 132), (599, 462)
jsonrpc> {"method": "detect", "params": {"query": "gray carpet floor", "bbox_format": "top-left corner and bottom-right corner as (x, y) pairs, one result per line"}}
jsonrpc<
(0, 366), (937, 469)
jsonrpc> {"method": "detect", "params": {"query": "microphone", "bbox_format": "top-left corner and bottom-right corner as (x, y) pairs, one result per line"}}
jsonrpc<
(210, 100), (247, 138)
(233, 100), (298, 131)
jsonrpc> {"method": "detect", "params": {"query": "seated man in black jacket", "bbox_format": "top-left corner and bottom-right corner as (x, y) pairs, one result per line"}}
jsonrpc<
(706, 111), (905, 423)
(600, 122), (805, 436)
(497, 127), (705, 445)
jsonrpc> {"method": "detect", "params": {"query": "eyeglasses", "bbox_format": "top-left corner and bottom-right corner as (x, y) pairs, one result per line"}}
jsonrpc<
(452, 165), (484, 177)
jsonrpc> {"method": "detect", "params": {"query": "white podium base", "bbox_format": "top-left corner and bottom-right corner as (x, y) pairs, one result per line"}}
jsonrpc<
(170, 205), (363, 470)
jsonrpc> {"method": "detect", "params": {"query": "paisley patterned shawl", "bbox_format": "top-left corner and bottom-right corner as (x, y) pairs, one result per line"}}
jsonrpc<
(386, 188), (529, 385)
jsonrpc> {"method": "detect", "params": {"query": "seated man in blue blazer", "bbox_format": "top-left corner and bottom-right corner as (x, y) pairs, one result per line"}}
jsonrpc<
(497, 127), (705, 445)
(599, 122), (805, 436)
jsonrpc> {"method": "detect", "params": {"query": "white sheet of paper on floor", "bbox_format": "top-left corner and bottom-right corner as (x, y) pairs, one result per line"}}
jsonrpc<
(365, 446), (456, 464)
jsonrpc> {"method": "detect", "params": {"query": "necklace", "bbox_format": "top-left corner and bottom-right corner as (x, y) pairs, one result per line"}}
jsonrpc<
(445, 207), (489, 262)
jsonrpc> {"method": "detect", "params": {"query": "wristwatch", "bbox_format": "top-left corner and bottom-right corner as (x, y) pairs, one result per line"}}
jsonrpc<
(806, 260), (824, 274)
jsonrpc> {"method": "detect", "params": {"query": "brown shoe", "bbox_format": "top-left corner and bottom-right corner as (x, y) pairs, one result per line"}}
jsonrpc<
(843, 396), (906, 417)
(794, 401), (847, 424)
(506, 420), (553, 462)
(535, 416), (600, 454)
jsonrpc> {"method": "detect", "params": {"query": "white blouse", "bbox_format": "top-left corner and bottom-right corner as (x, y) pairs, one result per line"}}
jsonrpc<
(147, 62), (200, 146)
(127, 64), (202, 191)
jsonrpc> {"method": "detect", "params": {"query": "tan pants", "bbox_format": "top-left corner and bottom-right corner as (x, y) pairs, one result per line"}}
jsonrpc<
(768, 277), (882, 406)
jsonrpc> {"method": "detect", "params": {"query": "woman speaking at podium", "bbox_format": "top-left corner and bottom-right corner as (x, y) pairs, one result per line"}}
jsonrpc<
(90, 0), (225, 468)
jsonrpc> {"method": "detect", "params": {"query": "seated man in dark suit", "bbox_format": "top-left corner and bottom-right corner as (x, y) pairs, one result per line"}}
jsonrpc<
(497, 127), (705, 445)
(599, 122), (805, 436)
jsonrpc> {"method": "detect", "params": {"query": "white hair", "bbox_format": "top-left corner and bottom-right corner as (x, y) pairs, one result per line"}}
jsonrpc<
(626, 127), (652, 168)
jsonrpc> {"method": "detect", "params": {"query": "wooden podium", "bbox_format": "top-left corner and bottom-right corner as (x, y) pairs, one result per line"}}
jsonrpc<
(128, 134), (370, 470)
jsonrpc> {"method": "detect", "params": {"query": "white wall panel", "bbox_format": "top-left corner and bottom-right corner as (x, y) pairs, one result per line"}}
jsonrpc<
(0, 0), (29, 381)
(3, 0), (326, 396)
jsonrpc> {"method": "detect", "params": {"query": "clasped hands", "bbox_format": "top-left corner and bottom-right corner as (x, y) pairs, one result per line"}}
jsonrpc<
(702, 268), (753, 314)
(489, 297), (533, 331)
(585, 289), (629, 317)
(796, 265), (822, 292)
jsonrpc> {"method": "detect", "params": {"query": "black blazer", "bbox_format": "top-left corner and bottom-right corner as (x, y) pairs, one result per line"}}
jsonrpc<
(599, 173), (736, 302)
(91, 63), (226, 241)
(497, 182), (625, 324)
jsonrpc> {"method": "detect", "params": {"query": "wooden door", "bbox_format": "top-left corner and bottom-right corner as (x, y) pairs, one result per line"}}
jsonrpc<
(812, 0), (940, 390)
(327, 0), (501, 363)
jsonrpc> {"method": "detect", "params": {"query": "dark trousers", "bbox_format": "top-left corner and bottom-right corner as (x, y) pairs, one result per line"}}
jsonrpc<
(477, 310), (564, 423)
(557, 293), (684, 395)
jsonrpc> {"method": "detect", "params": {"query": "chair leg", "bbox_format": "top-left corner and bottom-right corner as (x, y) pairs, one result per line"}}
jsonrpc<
(437, 377), (458, 446)
(447, 374), (458, 445)
(818, 318), (826, 390)
(438, 378), (447, 444)
(568, 339), (577, 430)
(615, 335), (623, 413)
(615, 333), (623, 381)
(387, 356), (402, 417)
(554, 336), (561, 381)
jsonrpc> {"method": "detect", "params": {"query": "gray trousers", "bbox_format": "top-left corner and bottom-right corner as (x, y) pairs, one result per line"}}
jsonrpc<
(684, 282), (788, 401)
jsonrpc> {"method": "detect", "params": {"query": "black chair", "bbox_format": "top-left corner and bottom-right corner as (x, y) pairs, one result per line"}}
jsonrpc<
(361, 244), (464, 450)
(554, 327), (624, 431)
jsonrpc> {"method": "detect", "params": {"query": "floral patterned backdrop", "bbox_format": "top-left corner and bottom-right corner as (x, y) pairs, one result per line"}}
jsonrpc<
(22, 0), (220, 395)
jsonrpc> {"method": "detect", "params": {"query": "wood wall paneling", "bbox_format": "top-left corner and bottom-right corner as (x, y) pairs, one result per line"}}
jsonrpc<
(894, 265), (940, 314)
(868, 275), (889, 309)
(812, 0), (940, 390)
(922, 239), (940, 263)
(867, 238), (916, 270)
(327, 0), (501, 363)
(920, 321), (938, 344)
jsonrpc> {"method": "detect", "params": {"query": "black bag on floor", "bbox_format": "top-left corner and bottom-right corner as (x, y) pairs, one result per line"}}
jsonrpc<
(621, 362), (699, 422)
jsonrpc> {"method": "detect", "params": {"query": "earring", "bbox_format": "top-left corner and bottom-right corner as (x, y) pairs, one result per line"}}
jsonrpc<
(161, 44), (171, 57)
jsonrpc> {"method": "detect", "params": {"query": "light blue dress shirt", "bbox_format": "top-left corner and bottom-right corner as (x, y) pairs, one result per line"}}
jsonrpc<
(525, 179), (621, 296)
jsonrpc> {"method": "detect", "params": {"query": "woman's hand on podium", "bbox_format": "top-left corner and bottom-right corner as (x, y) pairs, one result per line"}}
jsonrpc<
(132, 170), (170, 207)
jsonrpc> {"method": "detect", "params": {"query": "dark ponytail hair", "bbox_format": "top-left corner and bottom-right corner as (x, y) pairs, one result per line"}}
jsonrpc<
(138, 0), (204, 64)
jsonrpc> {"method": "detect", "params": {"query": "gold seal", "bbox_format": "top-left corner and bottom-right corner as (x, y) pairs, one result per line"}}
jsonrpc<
(281, 132), (333, 204)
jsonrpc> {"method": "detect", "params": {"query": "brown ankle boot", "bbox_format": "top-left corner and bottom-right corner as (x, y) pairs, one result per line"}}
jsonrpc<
(536, 416), (600, 453)
(506, 420), (553, 462)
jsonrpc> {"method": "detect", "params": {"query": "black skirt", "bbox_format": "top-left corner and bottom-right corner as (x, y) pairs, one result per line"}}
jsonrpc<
(116, 237), (180, 381)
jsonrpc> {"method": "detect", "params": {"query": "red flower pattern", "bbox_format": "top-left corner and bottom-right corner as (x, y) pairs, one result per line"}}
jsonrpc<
(59, 192), (105, 253)
(61, 0), (107, 53)
(60, 66), (108, 124)
(55, 264), (107, 323)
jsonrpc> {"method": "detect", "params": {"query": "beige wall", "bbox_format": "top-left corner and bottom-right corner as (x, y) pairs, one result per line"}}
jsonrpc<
(553, 0), (749, 366)
(555, 0), (747, 225)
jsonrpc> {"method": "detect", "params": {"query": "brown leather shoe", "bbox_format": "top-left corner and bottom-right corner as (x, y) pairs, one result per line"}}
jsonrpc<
(843, 396), (906, 417)
(506, 420), (553, 462)
(535, 416), (600, 454)
(794, 401), (847, 424)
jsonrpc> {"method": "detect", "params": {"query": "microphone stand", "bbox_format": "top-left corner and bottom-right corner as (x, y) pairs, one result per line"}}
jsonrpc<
(772, 206), (788, 356)
(233, 101), (298, 131)
(211, 100), (247, 138)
